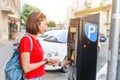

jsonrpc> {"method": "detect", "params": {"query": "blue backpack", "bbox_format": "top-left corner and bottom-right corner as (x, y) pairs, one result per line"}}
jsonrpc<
(4, 35), (33, 80)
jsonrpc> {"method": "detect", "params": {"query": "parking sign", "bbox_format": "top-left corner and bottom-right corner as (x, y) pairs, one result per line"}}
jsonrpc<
(85, 23), (98, 42)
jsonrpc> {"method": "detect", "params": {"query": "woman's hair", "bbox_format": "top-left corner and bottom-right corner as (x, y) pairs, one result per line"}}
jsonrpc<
(26, 11), (46, 35)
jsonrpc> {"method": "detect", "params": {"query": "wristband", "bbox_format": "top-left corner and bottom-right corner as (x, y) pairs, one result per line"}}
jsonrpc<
(59, 62), (62, 66)
(44, 59), (48, 64)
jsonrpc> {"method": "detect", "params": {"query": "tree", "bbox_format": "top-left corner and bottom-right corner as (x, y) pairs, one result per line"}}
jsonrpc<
(21, 4), (40, 25)
(47, 21), (56, 27)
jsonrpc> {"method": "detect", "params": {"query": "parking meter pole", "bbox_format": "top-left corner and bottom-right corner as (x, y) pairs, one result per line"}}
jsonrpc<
(116, 34), (120, 80)
(115, 0), (120, 79)
(107, 0), (120, 80)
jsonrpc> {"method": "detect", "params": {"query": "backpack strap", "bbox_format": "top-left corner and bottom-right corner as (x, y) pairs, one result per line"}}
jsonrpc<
(25, 35), (33, 51)
(20, 35), (33, 77)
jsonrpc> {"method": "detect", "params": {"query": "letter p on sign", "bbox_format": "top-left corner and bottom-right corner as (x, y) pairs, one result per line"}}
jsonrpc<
(85, 23), (98, 42)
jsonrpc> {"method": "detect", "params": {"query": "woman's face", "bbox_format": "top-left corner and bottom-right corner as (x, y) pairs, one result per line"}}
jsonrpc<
(38, 19), (47, 34)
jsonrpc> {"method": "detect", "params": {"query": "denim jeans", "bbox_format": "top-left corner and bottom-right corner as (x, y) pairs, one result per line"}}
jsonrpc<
(22, 76), (44, 80)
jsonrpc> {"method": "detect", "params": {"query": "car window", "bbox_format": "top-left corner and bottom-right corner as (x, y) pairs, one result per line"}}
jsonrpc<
(39, 30), (61, 38)
(43, 30), (68, 43)
(44, 36), (58, 42)
(39, 30), (53, 38)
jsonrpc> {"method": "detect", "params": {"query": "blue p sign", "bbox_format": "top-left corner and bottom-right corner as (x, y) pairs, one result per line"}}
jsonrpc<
(85, 23), (98, 42)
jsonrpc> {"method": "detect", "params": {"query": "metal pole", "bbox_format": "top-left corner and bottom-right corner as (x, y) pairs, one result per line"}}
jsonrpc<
(107, 0), (120, 80)
(116, 0), (120, 79)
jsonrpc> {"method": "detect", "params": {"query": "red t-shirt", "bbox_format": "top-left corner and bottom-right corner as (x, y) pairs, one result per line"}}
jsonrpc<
(19, 35), (45, 79)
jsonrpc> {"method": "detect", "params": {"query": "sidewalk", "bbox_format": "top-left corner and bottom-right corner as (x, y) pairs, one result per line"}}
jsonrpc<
(96, 63), (107, 80)
(0, 33), (23, 80)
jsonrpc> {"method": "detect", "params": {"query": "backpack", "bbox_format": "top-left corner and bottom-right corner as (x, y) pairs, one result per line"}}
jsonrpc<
(4, 35), (33, 80)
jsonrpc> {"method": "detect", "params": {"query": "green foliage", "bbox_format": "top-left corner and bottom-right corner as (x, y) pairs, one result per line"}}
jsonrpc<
(47, 21), (56, 27)
(20, 4), (40, 25)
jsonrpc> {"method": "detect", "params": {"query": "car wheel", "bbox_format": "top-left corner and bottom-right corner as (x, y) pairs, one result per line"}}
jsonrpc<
(61, 56), (69, 73)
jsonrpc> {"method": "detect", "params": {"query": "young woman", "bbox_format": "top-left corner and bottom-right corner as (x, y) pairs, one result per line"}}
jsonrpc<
(19, 11), (58, 80)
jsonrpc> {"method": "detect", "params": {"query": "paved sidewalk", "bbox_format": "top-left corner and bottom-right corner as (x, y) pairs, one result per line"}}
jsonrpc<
(0, 32), (23, 80)
(0, 39), (20, 80)
(96, 63), (107, 80)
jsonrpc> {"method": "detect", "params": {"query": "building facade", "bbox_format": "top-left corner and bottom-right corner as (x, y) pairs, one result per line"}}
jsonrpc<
(0, 0), (21, 44)
(69, 0), (112, 36)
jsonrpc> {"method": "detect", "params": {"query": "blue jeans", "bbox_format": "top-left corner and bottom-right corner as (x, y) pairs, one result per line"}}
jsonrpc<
(22, 76), (44, 80)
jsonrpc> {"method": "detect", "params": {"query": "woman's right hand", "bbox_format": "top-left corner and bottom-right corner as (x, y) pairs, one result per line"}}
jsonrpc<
(47, 59), (59, 66)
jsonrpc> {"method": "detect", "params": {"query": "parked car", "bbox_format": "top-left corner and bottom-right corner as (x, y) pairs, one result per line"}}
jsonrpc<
(38, 30), (69, 72)
(99, 34), (107, 42)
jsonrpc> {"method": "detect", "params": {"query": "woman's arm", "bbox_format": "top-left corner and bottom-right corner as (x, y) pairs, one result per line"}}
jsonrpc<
(21, 52), (46, 73)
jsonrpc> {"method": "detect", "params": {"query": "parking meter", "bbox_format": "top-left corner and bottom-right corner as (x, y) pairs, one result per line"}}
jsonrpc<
(67, 13), (100, 80)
